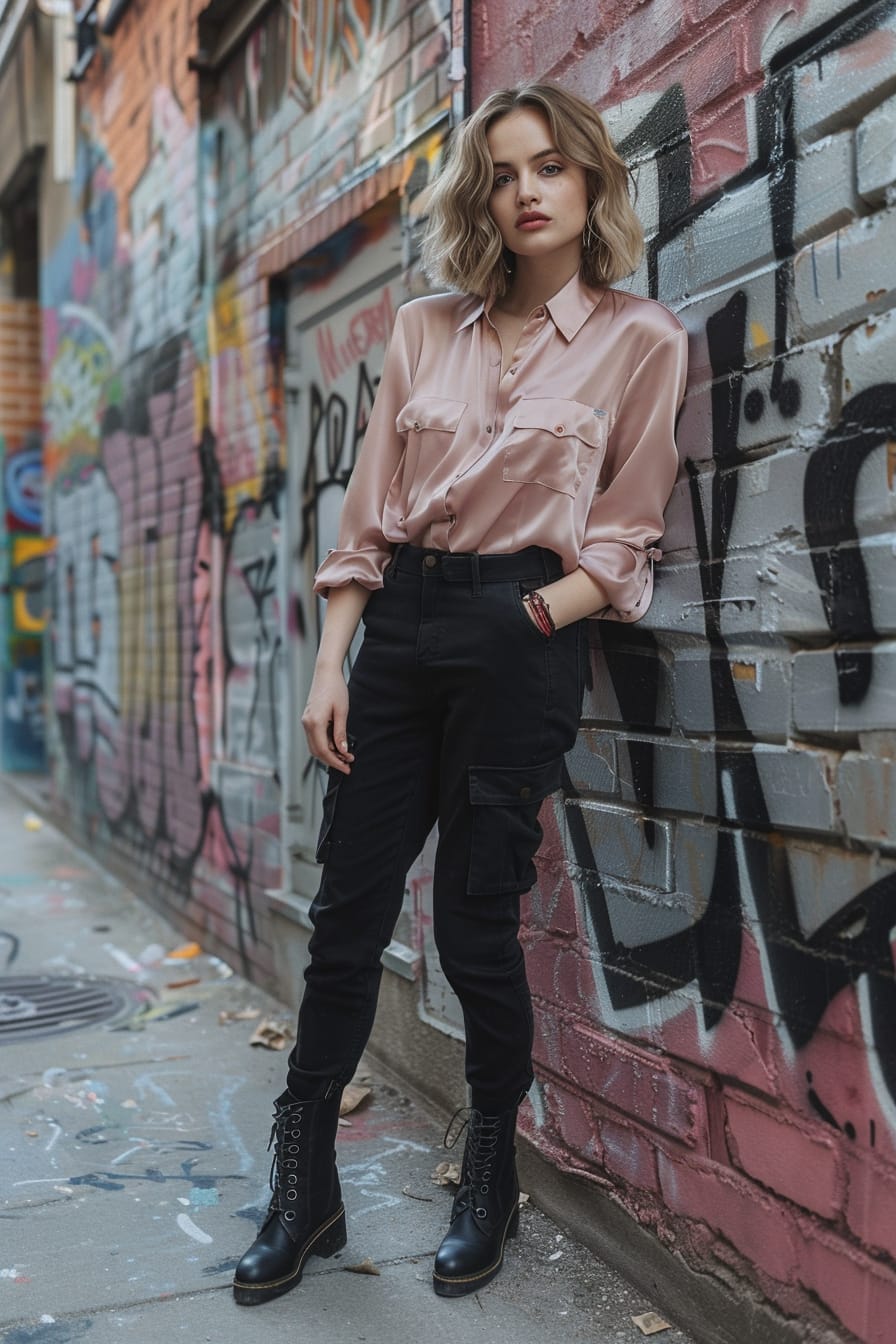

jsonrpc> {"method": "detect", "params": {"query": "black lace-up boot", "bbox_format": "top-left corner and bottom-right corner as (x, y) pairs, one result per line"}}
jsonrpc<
(432, 1105), (520, 1297)
(233, 1083), (346, 1305)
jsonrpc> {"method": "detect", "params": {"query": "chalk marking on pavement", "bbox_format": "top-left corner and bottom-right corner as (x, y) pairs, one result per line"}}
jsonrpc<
(208, 1077), (253, 1175)
(177, 1213), (213, 1244)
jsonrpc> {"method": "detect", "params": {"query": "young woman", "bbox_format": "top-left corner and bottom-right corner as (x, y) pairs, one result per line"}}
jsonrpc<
(234, 81), (687, 1306)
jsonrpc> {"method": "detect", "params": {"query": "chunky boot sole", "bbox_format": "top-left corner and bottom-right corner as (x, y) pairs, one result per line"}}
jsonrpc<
(233, 1205), (347, 1305)
(432, 1204), (520, 1298)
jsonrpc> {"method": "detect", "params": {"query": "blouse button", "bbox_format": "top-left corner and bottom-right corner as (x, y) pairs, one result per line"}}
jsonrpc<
(485, 423), (493, 434)
(413, 420), (421, 431)
(554, 424), (565, 434)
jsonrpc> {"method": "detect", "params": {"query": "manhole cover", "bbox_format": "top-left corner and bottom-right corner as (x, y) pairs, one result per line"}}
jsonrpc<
(0, 975), (144, 1043)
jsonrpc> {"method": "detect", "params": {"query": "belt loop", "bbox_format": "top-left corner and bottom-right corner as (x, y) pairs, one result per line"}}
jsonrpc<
(386, 544), (403, 578)
(470, 551), (482, 598)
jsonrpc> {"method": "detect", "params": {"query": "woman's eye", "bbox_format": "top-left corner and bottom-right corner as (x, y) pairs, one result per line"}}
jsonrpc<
(493, 173), (513, 188)
(540, 163), (562, 176)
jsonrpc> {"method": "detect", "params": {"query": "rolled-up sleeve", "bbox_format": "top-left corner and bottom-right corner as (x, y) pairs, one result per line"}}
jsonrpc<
(580, 325), (688, 622)
(313, 304), (414, 597)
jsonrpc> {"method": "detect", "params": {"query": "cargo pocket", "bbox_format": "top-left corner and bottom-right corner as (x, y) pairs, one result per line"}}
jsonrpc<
(315, 774), (342, 863)
(466, 759), (563, 896)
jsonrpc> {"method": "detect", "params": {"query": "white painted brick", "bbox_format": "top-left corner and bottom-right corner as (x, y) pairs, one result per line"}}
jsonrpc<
(602, 92), (670, 149)
(787, 839), (896, 938)
(728, 647), (794, 741)
(857, 92), (896, 202)
(720, 551), (830, 639)
(621, 735), (717, 815)
(657, 177), (775, 298)
(794, 133), (857, 247)
(841, 305), (896, 398)
(565, 799), (674, 891)
(600, 879), (697, 947)
(675, 262), (779, 382)
(760, 0), (860, 65)
(792, 9), (896, 144)
(792, 209), (896, 343)
(858, 536), (896, 636)
(752, 742), (836, 833)
(649, 559), (722, 638)
(736, 344), (833, 452)
(566, 730), (619, 797)
(793, 641), (896, 733)
(669, 648), (735, 734)
(837, 752), (896, 846)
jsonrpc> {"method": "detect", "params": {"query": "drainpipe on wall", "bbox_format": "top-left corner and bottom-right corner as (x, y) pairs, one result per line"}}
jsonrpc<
(449, 0), (471, 127)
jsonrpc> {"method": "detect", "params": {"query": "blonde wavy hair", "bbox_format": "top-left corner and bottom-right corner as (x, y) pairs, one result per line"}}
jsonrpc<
(421, 82), (643, 299)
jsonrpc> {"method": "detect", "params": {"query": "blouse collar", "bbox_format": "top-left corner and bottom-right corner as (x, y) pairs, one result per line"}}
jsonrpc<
(455, 271), (606, 341)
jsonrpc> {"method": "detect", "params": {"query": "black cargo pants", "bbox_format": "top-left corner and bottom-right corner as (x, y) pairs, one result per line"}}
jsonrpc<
(288, 545), (586, 1112)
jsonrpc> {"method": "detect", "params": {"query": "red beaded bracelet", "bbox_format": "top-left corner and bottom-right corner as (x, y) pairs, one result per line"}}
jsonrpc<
(522, 589), (556, 637)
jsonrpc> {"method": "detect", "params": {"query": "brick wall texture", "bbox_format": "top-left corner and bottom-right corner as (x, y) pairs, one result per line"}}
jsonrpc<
(38, 0), (896, 1338)
(474, 2), (896, 1341)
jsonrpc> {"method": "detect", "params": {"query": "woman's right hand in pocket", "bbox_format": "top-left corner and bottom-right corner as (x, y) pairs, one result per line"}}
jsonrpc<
(302, 667), (354, 774)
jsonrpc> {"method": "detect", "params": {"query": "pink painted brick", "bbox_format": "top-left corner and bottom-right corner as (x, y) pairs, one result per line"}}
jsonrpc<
(558, 1020), (708, 1147)
(794, 1216), (896, 1344)
(657, 1149), (800, 1284)
(845, 1148), (896, 1260)
(724, 1092), (844, 1220)
(544, 1079), (603, 1163)
(598, 1114), (661, 1193)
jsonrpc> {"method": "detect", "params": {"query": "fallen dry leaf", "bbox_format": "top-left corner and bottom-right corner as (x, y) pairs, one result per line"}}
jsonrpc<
(25, 1131), (38, 1138)
(165, 942), (202, 960)
(340, 1083), (372, 1116)
(166, 978), (201, 989)
(431, 1160), (461, 1187)
(343, 1258), (380, 1276)
(249, 1018), (293, 1050)
(632, 1312), (671, 1336)
(218, 1007), (261, 1026)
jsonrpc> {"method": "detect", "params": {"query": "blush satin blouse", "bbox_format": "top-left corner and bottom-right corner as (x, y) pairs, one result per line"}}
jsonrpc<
(313, 272), (688, 622)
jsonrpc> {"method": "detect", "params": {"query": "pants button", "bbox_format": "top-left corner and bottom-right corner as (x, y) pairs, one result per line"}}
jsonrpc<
(424, 555), (438, 570)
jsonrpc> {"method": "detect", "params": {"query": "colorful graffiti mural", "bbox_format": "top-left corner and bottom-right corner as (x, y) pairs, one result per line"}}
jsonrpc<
(1, 290), (46, 770)
(41, 0), (451, 985)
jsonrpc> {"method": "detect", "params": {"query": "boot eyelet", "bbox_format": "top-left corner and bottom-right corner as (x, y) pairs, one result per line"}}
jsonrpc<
(284, 1210), (295, 1221)
(475, 1206), (487, 1218)
(287, 1190), (297, 1200)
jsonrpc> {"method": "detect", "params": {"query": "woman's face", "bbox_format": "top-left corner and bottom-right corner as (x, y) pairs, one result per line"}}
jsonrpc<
(486, 107), (589, 266)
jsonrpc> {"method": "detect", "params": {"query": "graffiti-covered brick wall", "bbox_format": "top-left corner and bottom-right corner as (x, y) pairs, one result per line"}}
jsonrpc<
(0, 294), (45, 771)
(44, 0), (451, 986)
(474, 2), (896, 1340)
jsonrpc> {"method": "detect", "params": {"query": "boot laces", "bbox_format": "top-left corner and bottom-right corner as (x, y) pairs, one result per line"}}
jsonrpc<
(267, 1098), (305, 1222)
(444, 1107), (501, 1222)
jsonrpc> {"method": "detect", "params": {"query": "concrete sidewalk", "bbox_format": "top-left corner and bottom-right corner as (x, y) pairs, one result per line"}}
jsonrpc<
(0, 778), (694, 1344)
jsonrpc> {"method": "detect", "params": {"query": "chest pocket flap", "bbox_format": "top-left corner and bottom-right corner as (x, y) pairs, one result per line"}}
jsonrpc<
(505, 397), (608, 497)
(396, 397), (468, 434)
